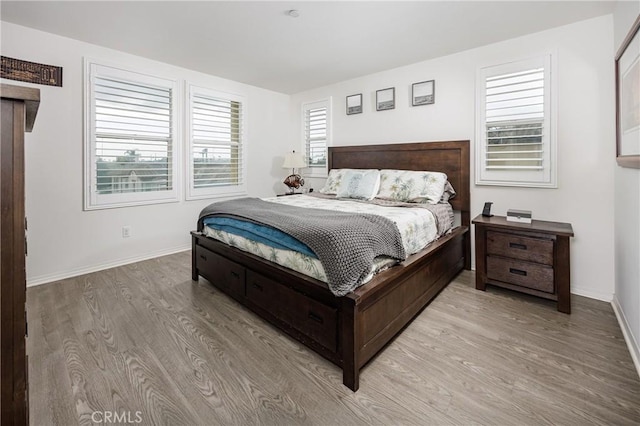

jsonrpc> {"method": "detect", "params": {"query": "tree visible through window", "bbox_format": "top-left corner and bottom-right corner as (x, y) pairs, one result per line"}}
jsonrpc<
(85, 62), (178, 209)
(187, 85), (246, 200)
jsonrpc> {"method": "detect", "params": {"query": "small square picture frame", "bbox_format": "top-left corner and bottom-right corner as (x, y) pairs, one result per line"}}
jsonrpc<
(346, 93), (363, 115)
(412, 80), (435, 106)
(376, 87), (395, 111)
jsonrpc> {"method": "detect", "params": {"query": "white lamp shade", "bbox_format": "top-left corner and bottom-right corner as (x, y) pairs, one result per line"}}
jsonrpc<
(282, 152), (307, 169)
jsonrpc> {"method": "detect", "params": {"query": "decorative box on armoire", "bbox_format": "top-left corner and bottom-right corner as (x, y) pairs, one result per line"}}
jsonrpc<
(1, 83), (40, 425)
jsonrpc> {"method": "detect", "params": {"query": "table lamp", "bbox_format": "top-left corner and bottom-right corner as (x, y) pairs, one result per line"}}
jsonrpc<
(282, 150), (306, 194)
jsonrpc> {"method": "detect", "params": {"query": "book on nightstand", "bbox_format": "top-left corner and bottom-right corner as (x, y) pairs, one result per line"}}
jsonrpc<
(506, 209), (532, 224)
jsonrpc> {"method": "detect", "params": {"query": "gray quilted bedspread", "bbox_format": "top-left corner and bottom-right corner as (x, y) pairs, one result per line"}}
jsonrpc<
(198, 197), (406, 296)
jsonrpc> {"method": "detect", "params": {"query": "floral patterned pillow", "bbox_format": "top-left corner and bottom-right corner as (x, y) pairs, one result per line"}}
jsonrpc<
(319, 169), (349, 194)
(319, 169), (378, 195)
(377, 169), (448, 204)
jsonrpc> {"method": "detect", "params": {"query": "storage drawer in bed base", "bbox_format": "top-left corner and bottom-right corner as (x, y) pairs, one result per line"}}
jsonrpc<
(246, 270), (338, 352)
(195, 245), (245, 299)
(194, 240), (339, 355)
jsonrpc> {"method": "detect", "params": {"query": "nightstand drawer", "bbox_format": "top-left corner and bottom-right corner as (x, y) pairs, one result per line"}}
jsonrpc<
(487, 231), (553, 266)
(486, 256), (554, 293)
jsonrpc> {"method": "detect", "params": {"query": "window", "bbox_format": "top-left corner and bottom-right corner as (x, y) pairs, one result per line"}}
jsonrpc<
(186, 85), (246, 200)
(476, 54), (556, 187)
(303, 98), (331, 177)
(85, 61), (179, 209)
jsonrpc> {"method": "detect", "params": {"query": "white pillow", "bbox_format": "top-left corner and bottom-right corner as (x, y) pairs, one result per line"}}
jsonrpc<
(377, 169), (448, 204)
(336, 170), (381, 200)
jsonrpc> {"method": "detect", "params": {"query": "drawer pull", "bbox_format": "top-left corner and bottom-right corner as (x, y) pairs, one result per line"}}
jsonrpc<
(230, 271), (240, 279)
(252, 282), (263, 291)
(509, 242), (527, 250)
(308, 311), (324, 324)
(199, 254), (207, 261)
(509, 268), (527, 276)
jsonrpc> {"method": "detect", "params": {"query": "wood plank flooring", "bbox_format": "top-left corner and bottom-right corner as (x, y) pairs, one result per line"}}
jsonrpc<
(27, 251), (640, 425)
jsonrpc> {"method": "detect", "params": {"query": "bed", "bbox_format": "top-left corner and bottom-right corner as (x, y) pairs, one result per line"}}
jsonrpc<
(191, 140), (470, 391)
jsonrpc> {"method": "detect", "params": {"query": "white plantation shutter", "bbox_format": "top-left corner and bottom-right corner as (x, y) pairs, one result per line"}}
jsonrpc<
(477, 55), (556, 187)
(305, 107), (327, 167)
(187, 85), (246, 199)
(486, 68), (544, 169)
(302, 99), (331, 176)
(85, 62), (179, 209)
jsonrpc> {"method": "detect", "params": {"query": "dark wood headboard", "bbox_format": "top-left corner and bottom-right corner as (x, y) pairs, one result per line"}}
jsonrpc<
(328, 140), (470, 220)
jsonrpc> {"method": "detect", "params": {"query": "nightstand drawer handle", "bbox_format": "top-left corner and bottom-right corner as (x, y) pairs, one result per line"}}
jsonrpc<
(509, 268), (527, 276)
(509, 242), (527, 250)
(308, 311), (324, 324)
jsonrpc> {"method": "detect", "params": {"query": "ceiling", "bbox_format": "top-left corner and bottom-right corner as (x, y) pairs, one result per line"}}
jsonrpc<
(0, 1), (616, 94)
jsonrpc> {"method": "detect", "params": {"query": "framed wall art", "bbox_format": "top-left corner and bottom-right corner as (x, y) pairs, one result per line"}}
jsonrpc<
(346, 93), (362, 115)
(412, 80), (435, 106)
(376, 87), (395, 111)
(615, 15), (640, 168)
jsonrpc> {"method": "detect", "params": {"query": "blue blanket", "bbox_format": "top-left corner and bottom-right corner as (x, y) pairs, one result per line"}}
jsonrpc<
(203, 216), (317, 258)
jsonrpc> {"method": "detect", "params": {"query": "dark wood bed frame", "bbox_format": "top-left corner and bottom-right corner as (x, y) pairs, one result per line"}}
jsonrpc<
(191, 140), (470, 391)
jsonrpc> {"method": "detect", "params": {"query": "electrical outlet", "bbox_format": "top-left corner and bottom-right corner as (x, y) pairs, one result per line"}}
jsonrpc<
(122, 226), (131, 238)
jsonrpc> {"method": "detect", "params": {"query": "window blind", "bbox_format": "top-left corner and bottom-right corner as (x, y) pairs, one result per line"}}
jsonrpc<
(94, 76), (173, 195)
(476, 54), (555, 188)
(190, 93), (243, 189)
(304, 106), (327, 168)
(484, 68), (545, 170)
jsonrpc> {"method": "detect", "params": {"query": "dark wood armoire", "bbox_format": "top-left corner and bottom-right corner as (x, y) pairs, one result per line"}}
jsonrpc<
(1, 83), (40, 425)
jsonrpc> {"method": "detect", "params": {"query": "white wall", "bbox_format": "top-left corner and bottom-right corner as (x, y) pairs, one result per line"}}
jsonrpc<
(612, 1), (640, 374)
(0, 14), (624, 308)
(291, 15), (616, 301)
(0, 22), (291, 286)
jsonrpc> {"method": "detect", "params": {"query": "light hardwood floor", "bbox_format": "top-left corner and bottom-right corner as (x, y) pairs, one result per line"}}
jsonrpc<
(27, 251), (640, 425)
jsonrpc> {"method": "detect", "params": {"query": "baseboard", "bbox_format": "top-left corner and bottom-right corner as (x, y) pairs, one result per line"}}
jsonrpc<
(611, 296), (640, 378)
(570, 287), (613, 302)
(27, 244), (191, 287)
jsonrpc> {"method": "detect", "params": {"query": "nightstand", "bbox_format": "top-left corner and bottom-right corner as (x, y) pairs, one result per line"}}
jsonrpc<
(473, 215), (574, 313)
